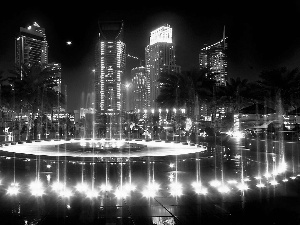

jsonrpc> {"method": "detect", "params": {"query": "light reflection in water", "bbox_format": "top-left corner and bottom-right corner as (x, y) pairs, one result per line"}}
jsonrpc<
(0, 138), (299, 223)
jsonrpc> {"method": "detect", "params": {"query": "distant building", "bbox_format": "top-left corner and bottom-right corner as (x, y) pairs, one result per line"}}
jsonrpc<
(199, 30), (228, 86)
(48, 62), (62, 93)
(145, 24), (181, 110)
(94, 21), (126, 137)
(130, 66), (148, 112)
(15, 22), (48, 77)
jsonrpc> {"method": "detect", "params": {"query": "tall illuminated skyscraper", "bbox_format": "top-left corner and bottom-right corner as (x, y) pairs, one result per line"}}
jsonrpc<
(95, 21), (126, 137)
(15, 22), (48, 76)
(131, 66), (148, 112)
(199, 30), (228, 86)
(145, 24), (181, 110)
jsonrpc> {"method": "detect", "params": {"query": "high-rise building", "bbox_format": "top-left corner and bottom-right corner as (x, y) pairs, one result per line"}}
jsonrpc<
(95, 21), (126, 137)
(130, 66), (148, 112)
(199, 33), (228, 86)
(145, 24), (181, 110)
(15, 22), (48, 76)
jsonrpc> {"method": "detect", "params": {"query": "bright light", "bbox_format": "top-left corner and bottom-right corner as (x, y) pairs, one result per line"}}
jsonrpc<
(86, 189), (99, 199)
(269, 180), (279, 186)
(114, 187), (128, 199)
(236, 183), (249, 191)
(7, 182), (20, 196)
(209, 179), (221, 187)
(29, 180), (45, 197)
(52, 181), (64, 193)
(123, 183), (136, 192)
(59, 188), (73, 198)
(217, 185), (231, 194)
(100, 183), (112, 192)
(227, 179), (238, 184)
(192, 182), (208, 195)
(169, 182), (183, 197)
(66, 41), (72, 45)
(256, 183), (266, 188)
(142, 182), (160, 198)
(75, 182), (89, 193)
(169, 163), (174, 168)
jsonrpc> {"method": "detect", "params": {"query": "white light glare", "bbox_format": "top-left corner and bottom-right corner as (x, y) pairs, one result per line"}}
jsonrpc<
(191, 182), (208, 195)
(209, 179), (221, 187)
(114, 187), (128, 199)
(7, 182), (20, 196)
(86, 189), (99, 199)
(142, 182), (160, 198)
(256, 183), (266, 188)
(236, 183), (249, 191)
(269, 180), (279, 186)
(169, 182), (183, 197)
(75, 182), (89, 193)
(52, 181), (64, 193)
(29, 180), (45, 196)
(217, 185), (231, 194)
(100, 183), (112, 192)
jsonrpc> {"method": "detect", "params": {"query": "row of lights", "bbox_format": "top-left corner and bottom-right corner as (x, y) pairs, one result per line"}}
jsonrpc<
(3, 174), (298, 199)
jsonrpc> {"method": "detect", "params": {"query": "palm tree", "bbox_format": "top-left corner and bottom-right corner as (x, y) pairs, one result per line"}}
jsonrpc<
(255, 66), (300, 114)
(8, 63), (65, 140)
(216, 76), (258, 114)
(156, 68), (215, 116)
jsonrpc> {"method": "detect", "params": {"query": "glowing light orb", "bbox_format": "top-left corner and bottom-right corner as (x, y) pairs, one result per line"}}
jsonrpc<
(269, 180), (279, 186)
(256, 183), (266, 188)
(86, 189), (99, 199)
(59, 188), (73, 198)
(209, 179), (221, 187)
(123, 183), (136, 192)
(227, 179), (238, 184)
(236, 183), (249, 191)
(142, 182), (160, 198)
(7, 182), (20, 196)
(191, 182), (208, 195)
(290, 176), (297, 180)
(114, 187), (128, 199)
(52, 181), (64, 193)
(75, 182), (89, 193)
(100, 183), (112, 192)
(217, 185), (231, 194)
(66, 41), (72, 45)
(169, 182), (183, 197)
(29, 180), (45, 196)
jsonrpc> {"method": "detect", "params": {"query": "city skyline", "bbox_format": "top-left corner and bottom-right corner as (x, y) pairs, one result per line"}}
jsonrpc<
(1, 3), (300, 111)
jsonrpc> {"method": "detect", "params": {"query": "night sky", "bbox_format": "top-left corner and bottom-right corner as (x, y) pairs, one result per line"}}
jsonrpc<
(1, 2), (300, 111)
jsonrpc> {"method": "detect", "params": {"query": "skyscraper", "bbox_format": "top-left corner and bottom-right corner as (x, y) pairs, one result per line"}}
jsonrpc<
(145, 24), (181, 110)
(15, 22), (48, 76)
(199, 31), (228, 86)
(95, 21), (126, 137)
(131, 66), (148, 112)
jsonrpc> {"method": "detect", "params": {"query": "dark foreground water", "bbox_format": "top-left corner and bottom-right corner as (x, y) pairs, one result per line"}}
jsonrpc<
(0, 137), (300, 225)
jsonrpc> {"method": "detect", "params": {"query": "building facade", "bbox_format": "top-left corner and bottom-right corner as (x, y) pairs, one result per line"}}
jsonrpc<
(199, 36), (228, 86)
(94, 21), (126, 137)
(145, 24), (181, 111)
(15, 22), (48, 76)
(130, 66), (148, 112)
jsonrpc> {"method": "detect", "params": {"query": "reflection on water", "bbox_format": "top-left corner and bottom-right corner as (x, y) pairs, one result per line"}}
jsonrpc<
(0, 137), (300, 224)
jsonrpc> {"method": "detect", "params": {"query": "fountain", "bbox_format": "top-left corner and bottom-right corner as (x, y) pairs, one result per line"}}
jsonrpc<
(1, 89), (300, 224)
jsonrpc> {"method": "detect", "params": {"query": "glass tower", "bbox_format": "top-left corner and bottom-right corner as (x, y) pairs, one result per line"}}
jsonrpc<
(199, 36), (228, 86)
(145, 24), (181, 111)
(95, 21), (126, 138)
(15, 22), (48, 78)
